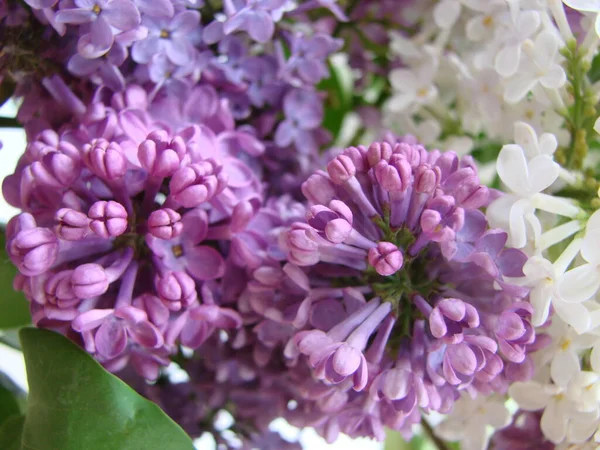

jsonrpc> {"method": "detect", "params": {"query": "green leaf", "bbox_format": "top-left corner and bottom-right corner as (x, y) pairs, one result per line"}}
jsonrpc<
(19, 328), (195, 450)
(0, 415), (25, 450)
(0, 384), (21, 427)
(588, 52), (600, 83)
(0, 232), (31, 330)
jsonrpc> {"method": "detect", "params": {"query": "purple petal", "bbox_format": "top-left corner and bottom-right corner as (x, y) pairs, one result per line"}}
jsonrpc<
(103, 0), (141, 30)
(130, 321), (164, 348)
(77, 16), (114, 58)
(166, 39), (194, 66)
(171, 10), (200, 33)
(131, 36), (162, 63)
(95, 320), (127, 358)
(55, 8), (95, 25)
(185, 246), (225, 280)
(135, 0), (173, 17)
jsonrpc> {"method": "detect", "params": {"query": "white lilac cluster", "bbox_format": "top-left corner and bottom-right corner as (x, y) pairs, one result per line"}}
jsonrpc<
(379, 1), (600, 449)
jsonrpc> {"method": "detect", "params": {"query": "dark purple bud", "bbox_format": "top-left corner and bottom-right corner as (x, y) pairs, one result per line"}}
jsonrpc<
(55, 208), (91, 241)
(367, 241), (403, 276)
(71, 263), (109, 298)
(147, 208), (182, 240)
(169, 160), (227, 208)
(83, 139), (127, 181)
(327, 154), (356, 184)
(138, 130), (186, 178)
(88, 201), (128, 238)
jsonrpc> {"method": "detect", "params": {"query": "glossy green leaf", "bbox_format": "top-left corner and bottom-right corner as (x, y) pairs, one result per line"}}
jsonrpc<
(19, 328), (195, 450)
(0, 232), (31, 330)
(0, 415), (24, 450)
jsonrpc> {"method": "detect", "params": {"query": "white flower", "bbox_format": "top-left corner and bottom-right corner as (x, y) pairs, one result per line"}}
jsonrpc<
(494, 9), (541, 77)
(550, 326), (596, 385)
(563, 0), (600, 38)
(434, 0), (463, 29)
(509, 379), (595, 444)
(436, 394), (511, 450)
(594, 115), (600, 136)
(487, 143), (559, 247)
(387, 50), (439, 112)
(513, 121), (558, 159)
(464, 0), (507, 41)
(504, 31), (567, 104)
(559, 210), (600, 305)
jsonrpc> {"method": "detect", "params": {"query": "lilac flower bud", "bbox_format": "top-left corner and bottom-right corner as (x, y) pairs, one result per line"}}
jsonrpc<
(230, 200), (256, 233)
(83, 139), (127, 181)
(367, 242), (403, 276)
(138, 130), (186, 178)
(88, 201), (128, 238)
(342, 146), (368, 172)
(496, 302), (535, 363)
(283, 224), (320, 266)
(327, 154), (356, 184)
(30, 151), (80, 188)
(148, 208), (182, 240)
(301, 171), (337, 205)
(6, 213), (58, 276)
(454, 177), (489, 209)
(374, 156), (411, 193)
(306, 201), (354, 244)
(169, 160), (227, 208)
(71, 263), (110, 298)
(367, 142), (393, 167)
(429, 298), (479, 344)
(55, 208), (90, 241)
(155, 271), (197, 311)
(414, 165), (440, 194)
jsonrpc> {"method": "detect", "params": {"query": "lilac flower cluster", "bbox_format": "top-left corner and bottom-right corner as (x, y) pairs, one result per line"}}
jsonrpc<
(3, 83), (264, 380)
(236, 139), (542, 441)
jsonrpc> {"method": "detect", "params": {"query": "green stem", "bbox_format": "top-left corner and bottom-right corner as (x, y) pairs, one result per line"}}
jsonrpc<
(421, 418), (453, 450)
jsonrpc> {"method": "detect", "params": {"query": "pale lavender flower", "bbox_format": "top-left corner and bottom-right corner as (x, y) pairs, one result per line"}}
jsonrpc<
(56, 0), (141, 59)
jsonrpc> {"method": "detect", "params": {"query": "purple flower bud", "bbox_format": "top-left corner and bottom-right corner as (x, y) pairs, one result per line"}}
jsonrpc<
(429, 298), (479, 344)
(374, 156), (411, 193)
(367, 142), (393, 167)
(83, 139), (127, 181)
(138, 130), (186, 178)
(155, 271), (197, 311)
(301, 171), (337, 205)
(327, 154), (356, 184)
(454, 177), (489, 209)
(88, 201), (128, 238)
(169, 160), (227, 208)
(496, 302), (535, 363)
(414, 165), (440, 194)
(7, 214), (58, 276)
(147, 208), (182, 240)
(30, 151), (80, 188)
(230, 200), (256, 233)
(283, 224), (320, 266)
(71, 263), (110, 298)
(55, 208), (90, 241)
(367, 242), (403, 276)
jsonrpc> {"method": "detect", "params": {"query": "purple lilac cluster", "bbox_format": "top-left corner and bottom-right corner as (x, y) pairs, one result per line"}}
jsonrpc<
(2, 0), (347, 195)
(3, 83), (264, 380)
(239, 139), (541, 441)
